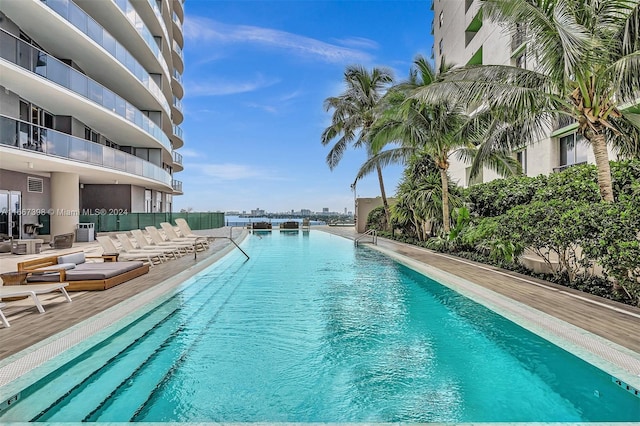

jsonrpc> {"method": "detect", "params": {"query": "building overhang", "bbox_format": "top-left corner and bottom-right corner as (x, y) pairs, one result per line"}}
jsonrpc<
(0, 146), (172, 192)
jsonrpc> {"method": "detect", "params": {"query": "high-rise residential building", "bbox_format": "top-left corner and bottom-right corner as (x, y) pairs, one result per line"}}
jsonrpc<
(431, 0), (627, 187)
(0, 0), (185, 239)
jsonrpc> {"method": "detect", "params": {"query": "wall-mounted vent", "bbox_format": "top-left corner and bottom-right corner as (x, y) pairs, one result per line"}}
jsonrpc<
(27, 177), (43, 193)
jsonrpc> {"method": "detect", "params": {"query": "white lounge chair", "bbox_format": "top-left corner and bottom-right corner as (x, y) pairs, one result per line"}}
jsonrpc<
(160, 222), (207, 251)
(174, 218), (213, 247)
(0, 303), (8, 328)
(96, 236), (164, 265)
(145, 226), (195, 253)
(131, 229), (186, 256)
(116, 233), (175, 261)
(0, 283), (72, 327)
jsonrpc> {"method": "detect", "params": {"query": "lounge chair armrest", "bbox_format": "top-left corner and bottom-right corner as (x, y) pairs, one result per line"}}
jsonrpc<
(28, 268), (66, 281)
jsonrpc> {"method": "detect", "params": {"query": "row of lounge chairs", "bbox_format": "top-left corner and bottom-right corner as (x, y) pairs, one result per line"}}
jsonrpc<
(2, 220), (212, 328)
(96, 220), (211, 265)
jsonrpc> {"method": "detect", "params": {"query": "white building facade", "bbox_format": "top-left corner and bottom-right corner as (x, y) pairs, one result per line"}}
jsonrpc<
(431, 0), (610, 187)
(0, 0), (185, 238)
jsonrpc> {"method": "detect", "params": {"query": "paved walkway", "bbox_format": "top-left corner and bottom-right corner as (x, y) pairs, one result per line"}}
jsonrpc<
(1, 226), (639, 392)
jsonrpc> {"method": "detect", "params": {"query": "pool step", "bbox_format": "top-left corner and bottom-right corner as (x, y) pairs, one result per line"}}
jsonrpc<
(0, 299), (179, 422)
(35, 275), (239, 421)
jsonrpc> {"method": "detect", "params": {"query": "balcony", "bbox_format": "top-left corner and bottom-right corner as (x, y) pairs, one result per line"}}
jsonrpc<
(465, 8), (483, 46)
(172, 96), (184, 124)
(42, 0), (170, 116)
(0, 30), (172, 153)
(172, 39), (184, 73)
(170, 124), (184, 149)
(172, 179), (183, 194)
(172, 150), (183, 171)
(113, 0), (170, 79)
(171, 68), (184, 98)
(0, 115), (172, 187)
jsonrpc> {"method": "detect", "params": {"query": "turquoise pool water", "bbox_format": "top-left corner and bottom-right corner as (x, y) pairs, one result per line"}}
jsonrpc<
(2, 231), (639, 422)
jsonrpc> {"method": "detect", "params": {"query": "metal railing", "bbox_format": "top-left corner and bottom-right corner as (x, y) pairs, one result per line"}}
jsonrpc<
(355, 229), (377, 246)
(113, 0), (170, 78)
(41, 0), (170, 115)
(0, 29), (172, 153)
(172, 150), (183, 166)
(172, 179), (183, 192)
(0, 115), (172, 186)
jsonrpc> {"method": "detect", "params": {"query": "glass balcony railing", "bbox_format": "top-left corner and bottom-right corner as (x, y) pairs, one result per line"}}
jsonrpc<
(172, 11), (182, 29)
(172, 179), (183, 192)
(113, 0), (170, 78)
(0, 29), (172, 152)
(172, 96), (183, 112)
(42, 0), (170, 115)
(173, 40), (183, 60)
(172, 125), (183, 139)
(172, 150), (183, 165)
(146, 0), (169, 40)
(172, 68), (183, 84)
(0, 115), (172, 186)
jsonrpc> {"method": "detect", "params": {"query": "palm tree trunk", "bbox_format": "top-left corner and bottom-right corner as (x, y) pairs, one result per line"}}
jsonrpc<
(376, 164), (391, 230)
(440, 168), (450, 234)
(589, 131), (614, 202)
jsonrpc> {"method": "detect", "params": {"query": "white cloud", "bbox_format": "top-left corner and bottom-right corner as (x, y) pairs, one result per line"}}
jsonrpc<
(186, 75), (280, 97)
(333, 37), (379, 50)
(177, 148), (199, 158)
(245, 102), (278, 114)
(184, 16), (372, 64)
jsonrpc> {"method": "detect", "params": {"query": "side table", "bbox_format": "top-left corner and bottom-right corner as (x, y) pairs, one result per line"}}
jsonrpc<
(0, 271), (30, 301)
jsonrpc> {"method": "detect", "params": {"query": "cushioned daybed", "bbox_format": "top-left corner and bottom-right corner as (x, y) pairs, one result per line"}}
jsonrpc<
(17, 252), (149, 291)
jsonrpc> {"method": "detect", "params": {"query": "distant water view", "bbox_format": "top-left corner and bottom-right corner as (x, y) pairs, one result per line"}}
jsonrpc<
(224, 215), (327, 227)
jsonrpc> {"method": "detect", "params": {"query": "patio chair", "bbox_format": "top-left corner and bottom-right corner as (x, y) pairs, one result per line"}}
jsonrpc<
(115, 234), (175, 261)
(160, 222), (207, 251)
(49, 232), (75, 249)
(144, 226), (195, 253)
(130, 229), (185, 257)
(174, 218), (213, 247)
(0, 234), (11, 253)
(96, 236), (164, 265)
(0, 283), (72, 327)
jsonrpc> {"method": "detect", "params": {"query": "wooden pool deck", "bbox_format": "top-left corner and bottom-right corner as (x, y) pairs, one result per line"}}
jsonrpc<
(0, 226), (639, 388)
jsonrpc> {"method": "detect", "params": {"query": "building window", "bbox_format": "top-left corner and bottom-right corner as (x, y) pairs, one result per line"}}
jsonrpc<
(84, 127), (99, 143)
(558, 133), (588, 171)
(144, 189), (152, 213)
(439, 11), (444, 27)
(439, 39), (443, 55)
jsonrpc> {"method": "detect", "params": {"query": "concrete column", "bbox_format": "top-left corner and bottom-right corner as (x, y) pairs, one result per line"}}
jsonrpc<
(50, 172), (79, 236)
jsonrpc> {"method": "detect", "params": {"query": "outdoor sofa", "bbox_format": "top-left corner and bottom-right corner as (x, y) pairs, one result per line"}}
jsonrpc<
(17, 252), (149, 291)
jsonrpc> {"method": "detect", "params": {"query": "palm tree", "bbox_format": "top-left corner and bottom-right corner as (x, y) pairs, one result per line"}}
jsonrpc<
(356, 56), (520, 234)
(416, 0), (640, 202)
(321, 65), (394, 227)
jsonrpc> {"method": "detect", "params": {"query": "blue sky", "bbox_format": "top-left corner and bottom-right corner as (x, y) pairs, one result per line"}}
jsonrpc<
(175, 0), (434, 213)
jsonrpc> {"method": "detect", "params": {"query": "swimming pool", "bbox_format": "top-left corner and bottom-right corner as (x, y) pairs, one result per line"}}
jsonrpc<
(1, 231), (638, 422)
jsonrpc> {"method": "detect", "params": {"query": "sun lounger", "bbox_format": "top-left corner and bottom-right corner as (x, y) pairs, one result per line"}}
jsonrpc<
(0, 283), (71, 327)
(145, 226), (196, 253)
(160, 222), (207, 251)
(97, 236), (164, 265)
(0, 303), (9, 328)
(130, 229), (186, 256)
(174, 219), (212, 247)
(116, 233), (174, 261)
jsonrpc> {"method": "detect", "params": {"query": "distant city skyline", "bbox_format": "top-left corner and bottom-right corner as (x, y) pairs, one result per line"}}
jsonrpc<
(174, 1), (433, 213)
